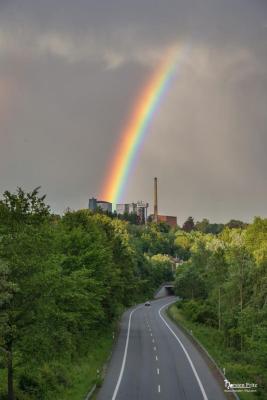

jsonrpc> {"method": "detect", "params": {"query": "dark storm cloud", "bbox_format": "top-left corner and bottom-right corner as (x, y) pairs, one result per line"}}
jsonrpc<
(0, 0), (266, 222)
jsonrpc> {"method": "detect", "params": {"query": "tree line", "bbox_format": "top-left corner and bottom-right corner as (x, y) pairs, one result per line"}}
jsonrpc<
(174, 219), (267, 396)
(0, 188), (174, 399)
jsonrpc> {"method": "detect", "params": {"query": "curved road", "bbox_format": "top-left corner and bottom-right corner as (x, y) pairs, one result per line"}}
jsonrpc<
(97, 297), (227, 400)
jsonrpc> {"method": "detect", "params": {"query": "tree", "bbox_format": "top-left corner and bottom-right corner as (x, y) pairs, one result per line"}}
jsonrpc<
(195, 218), (210, 233)
(140, 223), (175, 256)
(0, 187), (51, 400)
(226, 219), (247, 229)
(182, 217), (195, 232)
(175, 262), (206, 300)
(195, 219), (224, 235)
(206, 248), (228, 330)
(174, 231), (192, 260)
(148, 254), (174, 288)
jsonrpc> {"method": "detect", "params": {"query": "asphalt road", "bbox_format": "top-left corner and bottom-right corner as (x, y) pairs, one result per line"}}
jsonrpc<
(97, 297), (228, 400)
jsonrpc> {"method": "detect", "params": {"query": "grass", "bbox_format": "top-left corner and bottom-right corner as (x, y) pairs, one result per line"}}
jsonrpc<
(167, 304), (266, 400)
(52, 328), (114, 400)
(0, 327), (115, 400)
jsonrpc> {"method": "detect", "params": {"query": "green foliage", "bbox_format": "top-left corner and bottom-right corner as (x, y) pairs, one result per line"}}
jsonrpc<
(182, 216), (195, 232)
(168, 304), (266, 400)
(0, 188), (178, 399)
(175, 262), (207, 300)
(179, 300), (216, 325)
(195, 218), (224, 234)
(174, 231), (192, 260)
(174, 218), (267, 396)
(226, 219), (248, 229)
(139, 222), (175, 256)
(147, 254), (174, 287)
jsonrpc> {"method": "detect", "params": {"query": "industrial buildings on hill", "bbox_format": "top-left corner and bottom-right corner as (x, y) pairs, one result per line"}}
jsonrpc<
(89, 198), (148, 224)
(116, 201), (149, 224)
(88, 198), (112, 213)
(88, 177), (177, 227)
(156, 215), (177, 228)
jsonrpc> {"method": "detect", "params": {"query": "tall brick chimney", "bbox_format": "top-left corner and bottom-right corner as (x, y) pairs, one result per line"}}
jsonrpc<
(154, 177), (158, 223)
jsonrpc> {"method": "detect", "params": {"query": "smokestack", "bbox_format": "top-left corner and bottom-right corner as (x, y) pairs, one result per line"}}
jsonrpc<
(154, 177), (158, 223)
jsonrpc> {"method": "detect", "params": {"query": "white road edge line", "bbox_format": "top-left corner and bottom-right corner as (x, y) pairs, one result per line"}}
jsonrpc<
(155, 355), (158, 361)
(159, 302), (208, 400)
(157, 368), (160, 375)
(158, 384), (161, 393)
(112, 306), (142, 400)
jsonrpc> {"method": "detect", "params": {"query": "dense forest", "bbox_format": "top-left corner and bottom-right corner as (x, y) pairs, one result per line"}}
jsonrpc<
(0, 188), (174, 399)
(174, 219), (267, 398)
(0, 188), (266, 399)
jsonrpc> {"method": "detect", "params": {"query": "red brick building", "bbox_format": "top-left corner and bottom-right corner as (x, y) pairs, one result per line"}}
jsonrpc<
(157, 215), (177, 228)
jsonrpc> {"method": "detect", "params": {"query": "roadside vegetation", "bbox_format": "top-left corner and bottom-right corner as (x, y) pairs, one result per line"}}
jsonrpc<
(0, 188), (266, 399)
(172, 218), (267, 399)
(0, 188), (174, 400)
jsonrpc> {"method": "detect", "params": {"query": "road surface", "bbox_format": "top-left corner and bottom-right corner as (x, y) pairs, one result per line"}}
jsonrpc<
(97, 297), (227, 400)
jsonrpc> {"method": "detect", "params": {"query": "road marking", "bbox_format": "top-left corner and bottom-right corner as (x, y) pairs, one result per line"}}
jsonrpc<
(157, 368), (160, 375)
(155, 355), (158, 361)
(111, 306), (142, 400)
(150, 333), (153, 336)
(158, 385), (161, 393)
(152, 338), (155, 343)
(154, 346), (157, 351)
(159, 302), (208, 400)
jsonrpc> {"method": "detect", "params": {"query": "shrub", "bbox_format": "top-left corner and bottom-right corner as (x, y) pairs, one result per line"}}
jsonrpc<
(182, 300), (216, 326)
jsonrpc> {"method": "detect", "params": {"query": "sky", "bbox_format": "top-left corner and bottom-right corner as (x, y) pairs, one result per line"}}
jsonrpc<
(0, 0), (267, 224)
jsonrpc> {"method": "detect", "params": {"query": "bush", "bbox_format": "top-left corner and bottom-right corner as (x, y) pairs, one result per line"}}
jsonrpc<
(18, 362), (70, 399)
(226, 363), (266, 398)
(18, 370), (44, 399)
(182, 300), (216, 326)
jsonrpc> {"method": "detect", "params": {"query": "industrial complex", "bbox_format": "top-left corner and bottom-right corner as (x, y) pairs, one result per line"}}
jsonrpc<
(116, 201), (149, 224)
(88, 177), (177, 227)
(88, 198), (112, 213)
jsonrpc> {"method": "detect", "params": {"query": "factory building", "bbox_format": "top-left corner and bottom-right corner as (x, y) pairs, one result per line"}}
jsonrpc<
(97, 201), (112, 213)
(129, 203), (138, 214)
(116, 203), (137, 215)
(116, 203), (127, 214)
(116, 201), (148, 224)
(89, 197), (97, 211)
(157, 215), (177, 228)
(136, 201), (149, 224)
(88, 197), (112, 213)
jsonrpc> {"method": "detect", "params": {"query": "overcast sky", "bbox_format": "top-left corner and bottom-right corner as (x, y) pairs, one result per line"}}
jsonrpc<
(0, 0), (267, 223)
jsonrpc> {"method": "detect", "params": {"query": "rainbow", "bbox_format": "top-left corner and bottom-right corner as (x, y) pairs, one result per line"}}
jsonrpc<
(100, 45), (189, 204)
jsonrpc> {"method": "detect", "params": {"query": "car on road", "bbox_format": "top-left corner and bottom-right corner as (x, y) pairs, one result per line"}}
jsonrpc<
(145, 301), (151, 306)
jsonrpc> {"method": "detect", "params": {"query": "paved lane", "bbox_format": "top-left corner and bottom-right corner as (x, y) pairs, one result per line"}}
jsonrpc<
(97, 297), (227, 400)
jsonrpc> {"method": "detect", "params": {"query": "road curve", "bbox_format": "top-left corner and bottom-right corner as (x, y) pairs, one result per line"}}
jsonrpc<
(97, 297), (227, 400)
